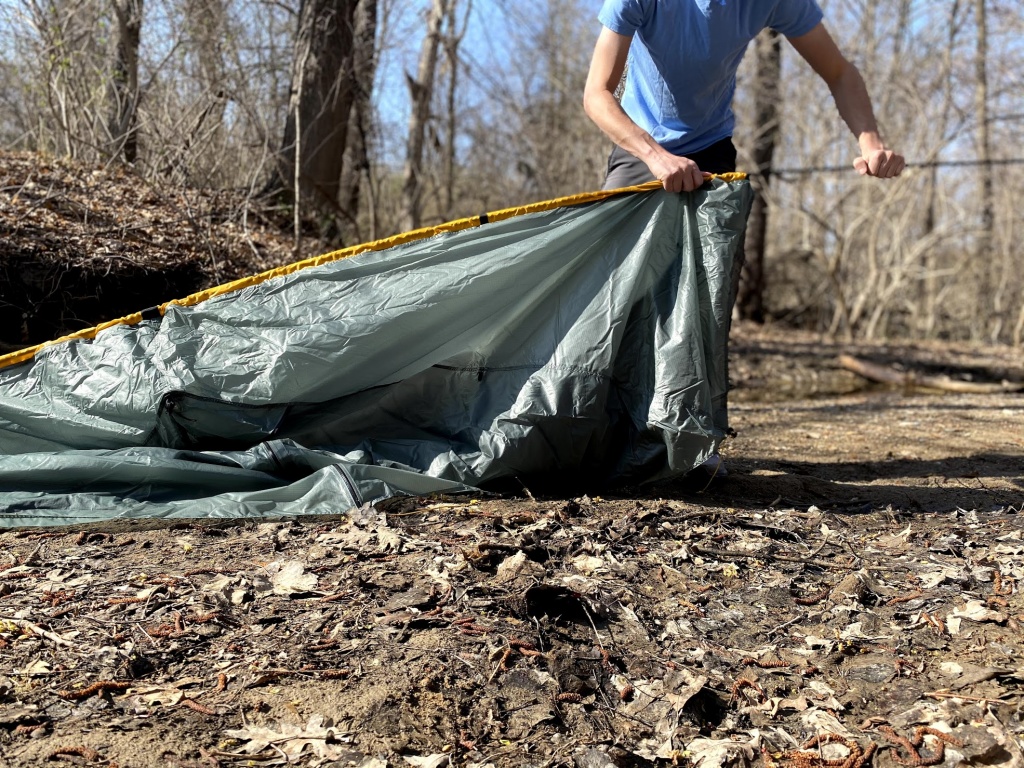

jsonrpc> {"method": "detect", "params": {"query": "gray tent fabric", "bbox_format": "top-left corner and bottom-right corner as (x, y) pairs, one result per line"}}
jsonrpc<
(0, 180), (753, 526)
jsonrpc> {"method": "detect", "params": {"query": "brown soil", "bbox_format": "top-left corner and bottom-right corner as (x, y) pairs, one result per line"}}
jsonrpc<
(0, 151), (309, 350)
(1, 327), (1021, 768)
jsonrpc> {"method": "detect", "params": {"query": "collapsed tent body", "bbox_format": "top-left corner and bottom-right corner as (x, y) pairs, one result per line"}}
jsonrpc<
(0, 180), (753, 526)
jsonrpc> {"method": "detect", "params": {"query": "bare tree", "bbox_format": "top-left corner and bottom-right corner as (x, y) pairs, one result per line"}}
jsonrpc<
(739, 0), (1023, 343)
(337, 0), (379, 244)
(184, 0), (226, 97)
(277, 0), (361, 221)
(919, 0), (963, 338)
(439, 0), (469, 221)
(400, 0), (448, 232)
(973, 0), (996, 339)
(15, 0), (110, 160)
(164, 0), (229, 182)
(737, 28), (781, 323)
(108, 0), (143, 163)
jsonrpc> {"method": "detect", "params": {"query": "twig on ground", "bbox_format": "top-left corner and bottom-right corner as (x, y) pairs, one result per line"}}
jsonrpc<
(692, 545), (857, 571)
(924, 690), (1007, 703)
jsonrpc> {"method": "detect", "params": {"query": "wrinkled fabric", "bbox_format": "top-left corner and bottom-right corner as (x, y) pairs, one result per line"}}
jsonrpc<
(0, 181), (753, 526)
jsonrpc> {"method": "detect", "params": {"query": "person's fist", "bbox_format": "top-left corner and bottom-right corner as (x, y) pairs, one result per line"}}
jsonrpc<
(854, 149), (905, 178)
(651, 155), (707, 193)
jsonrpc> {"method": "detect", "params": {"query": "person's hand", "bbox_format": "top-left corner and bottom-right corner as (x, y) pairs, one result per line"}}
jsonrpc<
(648, 153), (708, 192)
(853, 149), (905, 178)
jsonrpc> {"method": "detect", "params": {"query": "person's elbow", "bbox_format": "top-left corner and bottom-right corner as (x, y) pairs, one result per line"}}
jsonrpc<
(583, 86), (600, 121)
(583, 83), (608, 123)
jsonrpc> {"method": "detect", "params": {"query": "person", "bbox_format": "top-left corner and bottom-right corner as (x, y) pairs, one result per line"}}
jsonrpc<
(584, 0), (905, 190)
(583, 0), (905, 479)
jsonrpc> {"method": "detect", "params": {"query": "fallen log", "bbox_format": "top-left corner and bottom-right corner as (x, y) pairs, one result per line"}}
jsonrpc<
(837, 354), (1023, 394)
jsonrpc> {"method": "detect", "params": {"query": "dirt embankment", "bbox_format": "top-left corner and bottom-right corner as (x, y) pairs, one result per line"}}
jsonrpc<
(0, 151), (307, 351)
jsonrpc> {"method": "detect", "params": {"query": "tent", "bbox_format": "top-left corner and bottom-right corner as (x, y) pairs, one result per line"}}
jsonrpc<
(0, 178), (753, 526)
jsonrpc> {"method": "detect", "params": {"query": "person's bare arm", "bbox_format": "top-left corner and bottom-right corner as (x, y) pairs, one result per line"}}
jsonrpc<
(583, 27), (706, 192)
(787, 23), (905, 178)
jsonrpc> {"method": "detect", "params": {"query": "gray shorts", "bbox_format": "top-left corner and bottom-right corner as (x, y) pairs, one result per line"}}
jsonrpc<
(602, 139), (738, 190)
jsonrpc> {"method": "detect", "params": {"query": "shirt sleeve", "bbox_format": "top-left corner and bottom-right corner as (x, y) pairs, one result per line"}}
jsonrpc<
(768, 0), (824, 38)
(597, 0), (652, 36)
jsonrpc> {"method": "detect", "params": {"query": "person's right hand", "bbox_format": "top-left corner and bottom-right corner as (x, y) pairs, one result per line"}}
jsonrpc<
(648, 153), (706, 193)
(853, 148), (905, 178)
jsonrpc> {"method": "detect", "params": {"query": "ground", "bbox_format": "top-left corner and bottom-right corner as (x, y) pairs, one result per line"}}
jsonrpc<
(1, 326), (1021, 768)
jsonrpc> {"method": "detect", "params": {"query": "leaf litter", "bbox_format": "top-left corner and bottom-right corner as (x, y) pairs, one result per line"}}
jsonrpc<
(0, 336), (1022, 767)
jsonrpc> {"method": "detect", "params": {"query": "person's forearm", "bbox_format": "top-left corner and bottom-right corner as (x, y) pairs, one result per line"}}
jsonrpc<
(828, 62), (886, 153)
(583, 89), (672, 166)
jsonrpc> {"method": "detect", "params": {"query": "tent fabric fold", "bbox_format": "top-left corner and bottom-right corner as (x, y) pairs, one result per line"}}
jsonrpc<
(0, 180), (753, 526)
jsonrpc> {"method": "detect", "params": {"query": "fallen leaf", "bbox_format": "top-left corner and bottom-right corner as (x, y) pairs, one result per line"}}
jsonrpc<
(403, 756), (450, 767)
(948, 600), (1005, 624)
(939, 662), (963, 676)
(665, 674), (708, 712)
(224, 714), (349, 763)
(18, 659), (51, 676)
(495, 552), (544, 584)
(671, 731), (760, 767)
(763, 695), (809, 716)
(571, 555), (605, 575)
(269, 561), (318, 596)
(134, 686), (185, 706)
(801, 709), (856, 738)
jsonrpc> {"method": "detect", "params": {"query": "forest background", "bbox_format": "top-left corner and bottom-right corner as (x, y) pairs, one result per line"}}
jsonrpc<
(0, 0), (1022, 346)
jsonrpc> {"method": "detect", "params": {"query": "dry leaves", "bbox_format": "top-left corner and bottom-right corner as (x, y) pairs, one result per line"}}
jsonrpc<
(224, 714), (350, 764)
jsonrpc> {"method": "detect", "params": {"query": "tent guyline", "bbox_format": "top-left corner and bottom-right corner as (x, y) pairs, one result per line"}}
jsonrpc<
(772, 156), (1024, 178)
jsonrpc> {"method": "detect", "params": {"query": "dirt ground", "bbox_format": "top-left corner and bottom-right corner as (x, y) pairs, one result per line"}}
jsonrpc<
(0, 151), (310, 351)
(0, 326), (1021, 768)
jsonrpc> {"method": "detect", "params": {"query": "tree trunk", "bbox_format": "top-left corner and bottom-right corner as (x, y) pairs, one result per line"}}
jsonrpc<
(920, 0), (961, 339)
(108, 0), (143, 164)
(278, 0), (360, 218)
(184, 0), (226, 95)
(400, 0), (447, 233)
(185, 0), (228, 124)
(737, 28), (780, 323)
(337, 0), (379, 244)
(440, 0), (468, 221)
(974, 0), (995, 338)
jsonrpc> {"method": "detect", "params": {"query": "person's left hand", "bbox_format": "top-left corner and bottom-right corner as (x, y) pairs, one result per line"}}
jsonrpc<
(854, 149), (905, 178)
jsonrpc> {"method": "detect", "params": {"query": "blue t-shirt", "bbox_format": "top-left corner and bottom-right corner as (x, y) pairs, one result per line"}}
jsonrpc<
(598, 0), (823, 155)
